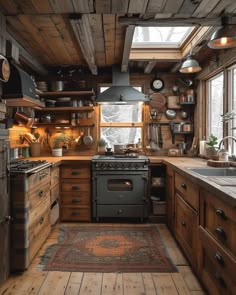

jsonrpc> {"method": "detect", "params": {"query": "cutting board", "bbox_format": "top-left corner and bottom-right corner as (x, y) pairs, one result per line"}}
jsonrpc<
(207, 160), (230, 167)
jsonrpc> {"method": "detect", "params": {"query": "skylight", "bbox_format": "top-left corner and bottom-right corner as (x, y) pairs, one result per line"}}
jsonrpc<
(132, 26), (194, 48)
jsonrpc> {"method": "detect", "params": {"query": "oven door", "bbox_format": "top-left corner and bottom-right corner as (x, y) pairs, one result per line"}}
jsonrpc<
(93, 171), (148, 204)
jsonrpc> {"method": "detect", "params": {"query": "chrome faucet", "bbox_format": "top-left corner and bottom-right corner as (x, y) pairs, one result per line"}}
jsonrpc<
(218, 136), (236, 150)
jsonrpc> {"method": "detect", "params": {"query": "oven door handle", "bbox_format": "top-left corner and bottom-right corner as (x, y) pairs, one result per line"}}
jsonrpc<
(27, 163), (52, 174)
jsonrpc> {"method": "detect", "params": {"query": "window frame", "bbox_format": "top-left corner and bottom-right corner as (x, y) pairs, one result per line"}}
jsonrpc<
(98, 85), (145, 145)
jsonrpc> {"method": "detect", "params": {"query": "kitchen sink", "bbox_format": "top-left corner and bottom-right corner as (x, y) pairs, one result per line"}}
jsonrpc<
(188, 167), (236, 177)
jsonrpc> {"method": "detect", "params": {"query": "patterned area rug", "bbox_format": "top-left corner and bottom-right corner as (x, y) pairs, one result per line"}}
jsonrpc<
(40, 225), (177, 272)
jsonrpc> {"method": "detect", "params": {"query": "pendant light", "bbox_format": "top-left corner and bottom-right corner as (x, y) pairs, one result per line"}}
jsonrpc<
(208, 16), (236, 49)
(179, 48), (202, 73)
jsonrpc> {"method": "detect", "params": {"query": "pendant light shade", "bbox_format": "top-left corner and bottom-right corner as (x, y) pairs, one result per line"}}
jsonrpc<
(208, 16), (236, 49)
(179, 53), (202, 73)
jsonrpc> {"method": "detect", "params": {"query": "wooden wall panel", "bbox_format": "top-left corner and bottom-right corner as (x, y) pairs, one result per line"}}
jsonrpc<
(72, 0), (94, 13)
(51, 15), (83, 64)
(111, 0), (129, 13)
(192, 0), (221, 18)
(48, 0), (74, 13)
(163, 0), (185, 14)
(95, 0), (111, 14)
(103, 14), (115, 65)
(31, 0), (53, 13)
(128, 0), (149, 14)
(146, 0), (166, 13)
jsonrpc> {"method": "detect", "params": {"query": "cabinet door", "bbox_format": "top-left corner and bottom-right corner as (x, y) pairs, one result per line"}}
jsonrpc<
(175, 193), (198, 268)
(166, 166), (175, 231)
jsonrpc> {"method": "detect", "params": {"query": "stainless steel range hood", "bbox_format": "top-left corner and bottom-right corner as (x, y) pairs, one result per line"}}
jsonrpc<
(3, 63), (45, 108)
(96, 66), (149, 104)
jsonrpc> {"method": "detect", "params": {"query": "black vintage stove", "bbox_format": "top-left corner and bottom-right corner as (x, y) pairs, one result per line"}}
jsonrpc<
(92, 154), (149, 221)
(92, 154), (149, 171)
(10, 159), (51, 174)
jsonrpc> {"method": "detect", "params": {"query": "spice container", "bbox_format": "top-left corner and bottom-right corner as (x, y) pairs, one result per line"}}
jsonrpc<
(182, 123), (192, 132)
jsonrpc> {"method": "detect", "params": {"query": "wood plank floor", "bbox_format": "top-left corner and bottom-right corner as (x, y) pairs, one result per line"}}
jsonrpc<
(0, 223), (206, 295)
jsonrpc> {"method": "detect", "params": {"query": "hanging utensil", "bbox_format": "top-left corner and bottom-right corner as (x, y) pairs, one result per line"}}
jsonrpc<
(158, 124), (163, 148)
(83, 126), (93, 146)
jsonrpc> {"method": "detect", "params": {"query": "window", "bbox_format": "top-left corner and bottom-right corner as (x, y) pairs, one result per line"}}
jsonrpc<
(99, 87), (143, 149)
(206, 73), (224, 141)
(227, 66), (236, 154)
(132, 26), (194, 48)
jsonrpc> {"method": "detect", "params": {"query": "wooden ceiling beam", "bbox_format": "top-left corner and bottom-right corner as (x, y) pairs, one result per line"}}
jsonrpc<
(144, 61), (156, 74)
(6, 31), (48, 76)
(130, 49), (182, 62)
(70, 15), (97, 75)
(121, 25), (135, 72)
(118, 16), (236, 26)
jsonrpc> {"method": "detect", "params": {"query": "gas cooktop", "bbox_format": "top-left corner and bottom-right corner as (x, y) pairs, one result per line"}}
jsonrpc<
(93, 155), (148, 160)
(10, 159), (51, 174)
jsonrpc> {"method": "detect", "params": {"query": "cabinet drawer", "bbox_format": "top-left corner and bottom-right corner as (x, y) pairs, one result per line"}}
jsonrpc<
(29, 208), (50, 261)
(51, 166), (59, 187)
(61, 192), (90, 205)
(61, 179), (90, 192)
(51, 184), (59, 205)
(61, 207), (90, 221)
(61, 165), (90, 179)
(175, 172), (199, 210)
(29, 195), (50, 228)
(200, 190), (236, 259)
(97, 205), (145, 218)
(175, 193), (198, 268)
(199, 227), (236, 295)
(29, 182), (51, 209)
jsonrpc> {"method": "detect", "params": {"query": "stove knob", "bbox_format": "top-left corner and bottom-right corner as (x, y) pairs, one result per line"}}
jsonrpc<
(135, 164), (139, 169)
(108, 163), (113, 168)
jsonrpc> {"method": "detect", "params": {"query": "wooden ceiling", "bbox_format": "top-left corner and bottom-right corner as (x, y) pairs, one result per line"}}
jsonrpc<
(0, 0), (236, 76)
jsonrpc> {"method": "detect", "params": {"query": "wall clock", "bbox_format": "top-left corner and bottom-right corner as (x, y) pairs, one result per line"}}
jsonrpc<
(0, 55), (10, 82)
(150, 78), (164, 92)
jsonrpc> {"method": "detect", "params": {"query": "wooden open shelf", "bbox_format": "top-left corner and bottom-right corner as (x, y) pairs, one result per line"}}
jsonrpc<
(39, 106), (94, 112)
(39, 90), (95, 97)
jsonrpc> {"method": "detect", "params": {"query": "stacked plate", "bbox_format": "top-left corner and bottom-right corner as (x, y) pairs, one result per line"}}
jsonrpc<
(36, 81), (48, 92)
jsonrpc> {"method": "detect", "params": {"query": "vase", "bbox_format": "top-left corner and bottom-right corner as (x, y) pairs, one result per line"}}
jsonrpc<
(52, 148), (62, 157)
(206, 146), (218, 159)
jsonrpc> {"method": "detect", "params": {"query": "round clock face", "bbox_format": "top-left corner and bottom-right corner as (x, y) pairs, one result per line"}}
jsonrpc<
(0, 57), (10, 82)
(151, 78), (164, 91)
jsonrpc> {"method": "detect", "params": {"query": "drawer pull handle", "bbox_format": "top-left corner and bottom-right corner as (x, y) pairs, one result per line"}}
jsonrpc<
(72, 211), (80, 216)
(214, 252), (224, 266)
(38, 190), (44, 197)
(214, 273), (227, 288)
(39, 217), (44, 224)
(72, 186), (80, 190)
(215, 227), (227, 239)
(181, 183), (187, 189)
(181, 220), (186, 226)
(72, 171), (80, 175)
(72, 198), (81, 203)
(117, 209), (123, 215)
(216, 209), (226, 220)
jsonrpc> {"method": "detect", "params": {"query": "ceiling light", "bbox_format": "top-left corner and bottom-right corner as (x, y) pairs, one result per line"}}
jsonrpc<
(179, 49), (202, 73)
(208, 16), (236, 49)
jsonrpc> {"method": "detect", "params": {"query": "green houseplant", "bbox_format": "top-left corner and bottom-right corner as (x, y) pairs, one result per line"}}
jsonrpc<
(206, 134), (218, 158)
(51, 133), (70, 156)
(97, 138), (107, 153)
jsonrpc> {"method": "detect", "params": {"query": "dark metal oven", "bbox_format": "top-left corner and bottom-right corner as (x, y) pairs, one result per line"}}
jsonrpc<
(92, 155), (149, 221)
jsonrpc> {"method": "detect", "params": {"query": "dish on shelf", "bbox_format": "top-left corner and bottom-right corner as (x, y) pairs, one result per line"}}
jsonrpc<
(56, 97), (71, 101)
(45, 100), (56, 107)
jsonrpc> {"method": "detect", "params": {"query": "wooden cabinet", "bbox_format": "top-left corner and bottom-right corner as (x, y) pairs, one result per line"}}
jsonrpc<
(166, 165), (175, 232)
(11, 167), (51, 270)
(149, 164), (166, 222)
(175, 193), (198, 268)
(60, 163), (91, 221)
(174, 171), (199, 269)
(50, 166), (60, 225)
(0, 131), (10, 283)
(199, 190), (236, 294)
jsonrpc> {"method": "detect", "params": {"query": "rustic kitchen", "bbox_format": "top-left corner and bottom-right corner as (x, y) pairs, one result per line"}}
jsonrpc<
(0, 1), (236, 294)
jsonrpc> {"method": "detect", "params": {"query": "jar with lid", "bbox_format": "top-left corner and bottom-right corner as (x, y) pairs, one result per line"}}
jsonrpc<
(182, 123), (192, 132)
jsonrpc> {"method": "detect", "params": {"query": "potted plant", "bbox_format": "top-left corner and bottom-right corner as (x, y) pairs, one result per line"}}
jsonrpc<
(51, 133), (70, 156)
(206, 134), (218, 158)
(97, 138), (107, 153)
